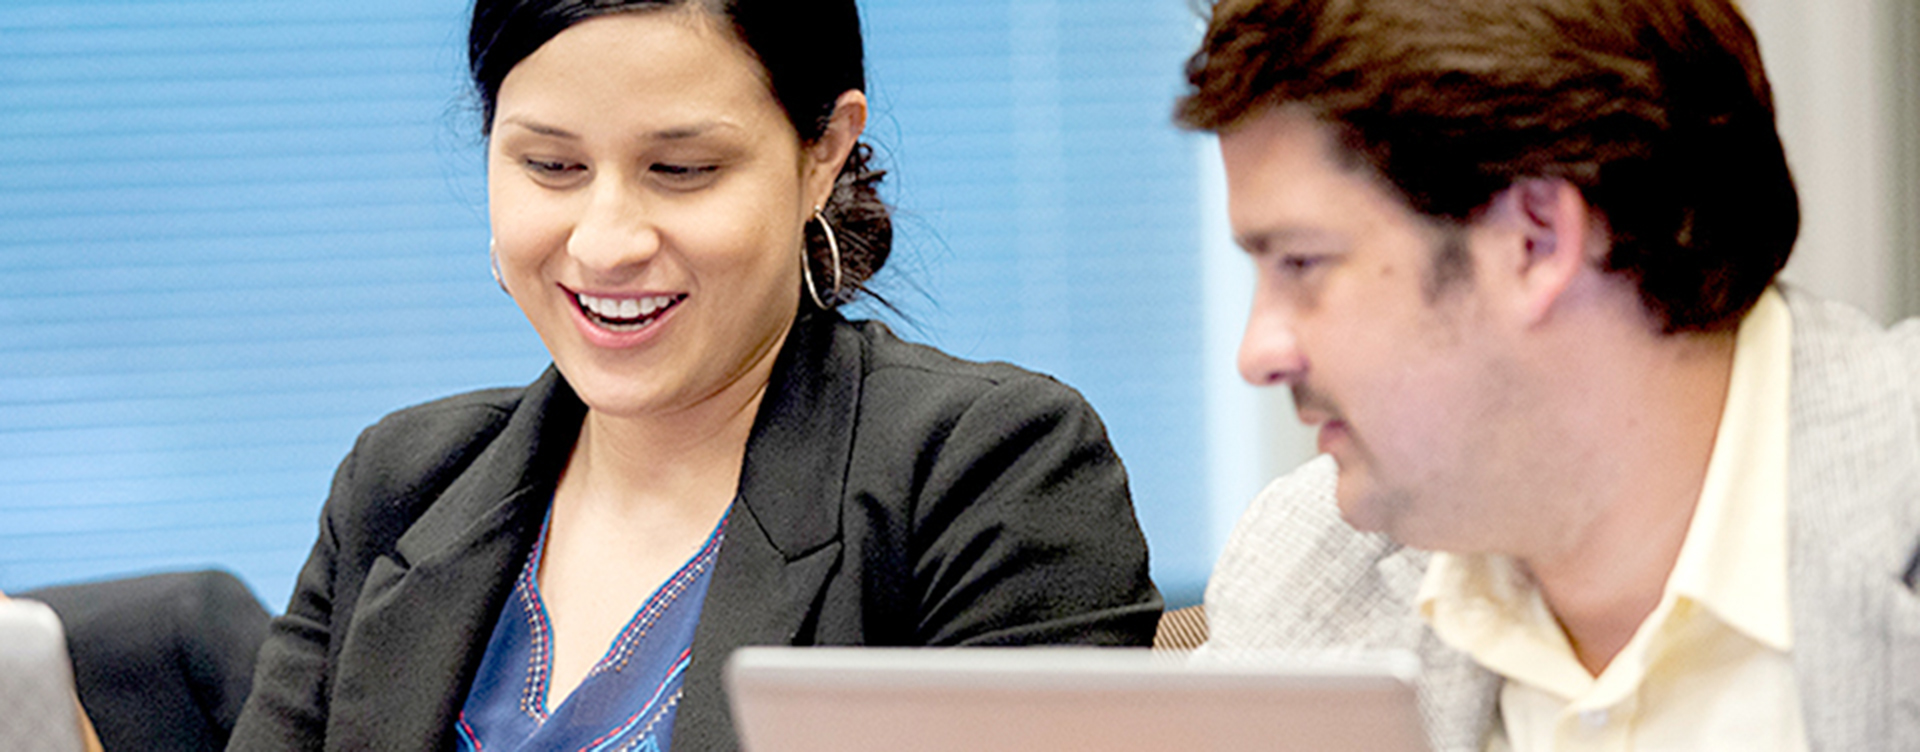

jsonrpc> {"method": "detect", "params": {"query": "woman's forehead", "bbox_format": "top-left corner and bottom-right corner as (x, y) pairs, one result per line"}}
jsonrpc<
(494, 11), (786, 136)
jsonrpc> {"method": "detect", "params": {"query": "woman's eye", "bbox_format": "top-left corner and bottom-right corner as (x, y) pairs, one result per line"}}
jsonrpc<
(523, 158), (584, 178)
(651, 163), (720, 186)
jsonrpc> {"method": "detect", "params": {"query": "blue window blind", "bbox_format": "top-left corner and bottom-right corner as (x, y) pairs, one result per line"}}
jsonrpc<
(859, 0), (1212, 600)
(0, 1), (1214, 609)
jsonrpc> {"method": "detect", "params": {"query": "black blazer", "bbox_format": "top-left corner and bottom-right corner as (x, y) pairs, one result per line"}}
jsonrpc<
(228, 310), (1163, 751)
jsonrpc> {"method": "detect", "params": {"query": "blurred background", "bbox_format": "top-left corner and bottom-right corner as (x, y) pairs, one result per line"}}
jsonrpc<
(1, 0), (1914, 611)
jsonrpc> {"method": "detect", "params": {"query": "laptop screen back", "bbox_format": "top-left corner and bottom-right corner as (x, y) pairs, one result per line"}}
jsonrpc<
(724, 647), (1429, 752)
(0, 600), (86, 752)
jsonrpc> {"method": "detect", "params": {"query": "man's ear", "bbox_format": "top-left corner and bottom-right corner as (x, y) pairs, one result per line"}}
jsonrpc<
(804, 90), (869, 209)
(1500, 177), (1594, 326)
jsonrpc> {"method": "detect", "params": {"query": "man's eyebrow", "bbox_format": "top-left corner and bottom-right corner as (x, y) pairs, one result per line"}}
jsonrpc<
(1234, 227), (1327, 254)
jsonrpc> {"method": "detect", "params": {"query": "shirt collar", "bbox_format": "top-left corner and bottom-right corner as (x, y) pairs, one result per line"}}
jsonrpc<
(1667, 287), (1793, 650)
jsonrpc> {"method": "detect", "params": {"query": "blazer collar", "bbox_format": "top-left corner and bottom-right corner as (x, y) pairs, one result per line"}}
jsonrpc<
(730, 309), (858, 559)
(676, 309), (862, 751)
(1779, 288), (1920, 749)
(329, 368), (583, 751)
(394, 367), (582, 564)
(1373, 546), (1502, 752)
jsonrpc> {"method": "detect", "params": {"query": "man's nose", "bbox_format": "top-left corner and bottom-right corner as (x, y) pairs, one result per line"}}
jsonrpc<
(1237, 296), (1305, 387)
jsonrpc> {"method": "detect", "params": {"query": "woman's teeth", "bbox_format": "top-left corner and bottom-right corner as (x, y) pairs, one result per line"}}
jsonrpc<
(576, 293), (680, 331)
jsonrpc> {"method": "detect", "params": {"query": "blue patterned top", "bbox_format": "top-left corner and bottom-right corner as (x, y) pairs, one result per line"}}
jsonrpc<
(455, 507), (727, 752)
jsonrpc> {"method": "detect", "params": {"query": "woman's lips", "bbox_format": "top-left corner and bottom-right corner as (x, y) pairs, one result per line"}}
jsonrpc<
(574, 291), (684, 332)
(564, 287), (687, 348)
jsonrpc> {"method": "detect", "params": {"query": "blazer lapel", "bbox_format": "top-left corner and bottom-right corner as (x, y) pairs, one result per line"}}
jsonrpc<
(675, 312), (860, 752)
(1374, 547), (1502, 752)
(328, 370), (582, 751)
(1781, 291), (1920, 752)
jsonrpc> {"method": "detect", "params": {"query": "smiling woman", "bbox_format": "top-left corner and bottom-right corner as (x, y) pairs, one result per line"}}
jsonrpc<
(487, 11), (834, 427)
(223, 2), (1162, 751)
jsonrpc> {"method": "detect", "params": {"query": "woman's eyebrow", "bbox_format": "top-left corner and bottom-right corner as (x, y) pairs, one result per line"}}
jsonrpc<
(497, 116), (579, 139)
(648, 121), (746, 141)
(497, 116), (738, 142)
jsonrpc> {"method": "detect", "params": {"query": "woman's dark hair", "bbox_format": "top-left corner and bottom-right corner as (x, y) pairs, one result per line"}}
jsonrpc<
(1178, 0), (1798, 333)
(469, 0), (892, 308)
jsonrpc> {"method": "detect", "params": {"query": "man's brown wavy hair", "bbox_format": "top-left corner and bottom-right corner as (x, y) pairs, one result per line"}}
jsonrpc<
(1178, 0), (1799, 333)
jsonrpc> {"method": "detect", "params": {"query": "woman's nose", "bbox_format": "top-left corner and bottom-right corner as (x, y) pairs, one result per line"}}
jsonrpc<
(566, 177), (661, 273)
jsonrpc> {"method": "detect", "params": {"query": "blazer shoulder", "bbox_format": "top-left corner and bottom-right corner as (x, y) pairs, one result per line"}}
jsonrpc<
(1205, 456), (1416, 649)
(837, 318), (1116, 477)
(821, 319), (1154, 647)
(353, 387), (523, 477)
(1785, 287), (1920, 395)
(844, 318), (1092, 409)
(324, 385), (528, 540)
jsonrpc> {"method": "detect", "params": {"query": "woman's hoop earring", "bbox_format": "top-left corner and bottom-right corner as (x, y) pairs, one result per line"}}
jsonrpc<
(803, 207), (844, 309)
(489, 237), (509, 295)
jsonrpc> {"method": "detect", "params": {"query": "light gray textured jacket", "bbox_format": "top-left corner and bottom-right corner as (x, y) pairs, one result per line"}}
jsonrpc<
(1201, 289), (1920, 751)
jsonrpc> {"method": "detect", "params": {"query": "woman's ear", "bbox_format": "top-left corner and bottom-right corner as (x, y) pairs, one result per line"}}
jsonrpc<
(804, 90), (869, 208)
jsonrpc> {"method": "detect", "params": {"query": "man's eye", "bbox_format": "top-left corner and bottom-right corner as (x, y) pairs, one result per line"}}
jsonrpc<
(1278, 255), (1326, 275)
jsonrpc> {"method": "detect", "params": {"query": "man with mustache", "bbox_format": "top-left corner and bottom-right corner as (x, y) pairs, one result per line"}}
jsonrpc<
(1178, 1), (1919, 750)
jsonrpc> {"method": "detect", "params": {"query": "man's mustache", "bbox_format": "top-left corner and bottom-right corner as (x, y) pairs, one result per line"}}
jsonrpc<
(1290, 383), (1339, 422)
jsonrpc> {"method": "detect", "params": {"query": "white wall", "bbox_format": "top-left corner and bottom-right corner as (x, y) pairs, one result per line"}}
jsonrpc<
(1742, 0), (1919, 322)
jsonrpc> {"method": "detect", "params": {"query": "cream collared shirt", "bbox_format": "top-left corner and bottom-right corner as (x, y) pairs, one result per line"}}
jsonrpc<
(1416, 289), (1807, 752)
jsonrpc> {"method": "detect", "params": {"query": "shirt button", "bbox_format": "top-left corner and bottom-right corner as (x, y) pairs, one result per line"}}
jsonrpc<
(1579, 709), (1610, 730)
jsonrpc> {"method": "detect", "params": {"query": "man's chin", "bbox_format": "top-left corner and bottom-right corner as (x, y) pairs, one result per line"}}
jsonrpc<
(1333, 475), (1389, 534)
(1333, 473), (1417, 542)
(1336, 498), (1390, 535)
